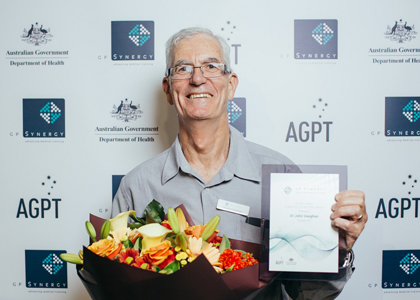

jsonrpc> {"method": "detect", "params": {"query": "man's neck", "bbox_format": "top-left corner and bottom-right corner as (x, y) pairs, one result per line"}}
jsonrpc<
(178, 120), (230, 184)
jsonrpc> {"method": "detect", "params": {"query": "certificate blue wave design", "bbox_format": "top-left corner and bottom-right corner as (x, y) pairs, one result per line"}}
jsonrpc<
(269, 229), (338, 261)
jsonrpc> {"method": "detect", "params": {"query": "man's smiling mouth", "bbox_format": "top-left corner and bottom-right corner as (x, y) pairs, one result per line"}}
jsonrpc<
(188, 93), (212, 99)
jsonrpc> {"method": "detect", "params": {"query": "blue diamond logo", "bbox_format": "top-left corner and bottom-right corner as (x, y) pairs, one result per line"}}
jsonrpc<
(128, 24), (151, 46)
(40, 102), (61, 124)
(400, 253), (420, 275)
(312, 23), (334, 45)
(227, 100), (242, 124)
(42, 253), (64, 275)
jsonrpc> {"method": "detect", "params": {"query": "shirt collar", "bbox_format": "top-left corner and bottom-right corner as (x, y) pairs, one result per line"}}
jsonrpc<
(161, 126), (260, 185)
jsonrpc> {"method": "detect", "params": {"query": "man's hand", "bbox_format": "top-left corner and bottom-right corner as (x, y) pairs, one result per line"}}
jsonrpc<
(330, 190), (367, 251)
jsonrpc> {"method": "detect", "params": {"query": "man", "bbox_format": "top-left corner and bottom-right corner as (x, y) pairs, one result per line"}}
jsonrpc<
(112, 27), (367, 299)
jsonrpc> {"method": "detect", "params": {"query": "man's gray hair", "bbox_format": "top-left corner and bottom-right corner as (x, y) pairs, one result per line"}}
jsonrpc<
(165, 27), (231, 75)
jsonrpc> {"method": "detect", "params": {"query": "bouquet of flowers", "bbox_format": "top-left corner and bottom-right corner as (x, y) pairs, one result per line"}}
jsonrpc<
(62, 201), (264, 300)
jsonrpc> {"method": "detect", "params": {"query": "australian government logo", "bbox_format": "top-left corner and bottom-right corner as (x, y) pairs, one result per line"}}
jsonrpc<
(294, 20), (338, 60)
(6, 22), (68, 67)
(385, 19), (417, 44)
(21, 22), (53, 46)
(370, 20), (419, 64)
(111, 21), (154, 61)
(23, 99), (65, 140)
(95, 98), (157, 143)
(111, 98), (143, 122)
(228, 98), (246, 136)
(382, 250), (420, 289)
(25, 250), (67, 289)
(385, 97), (420, 139)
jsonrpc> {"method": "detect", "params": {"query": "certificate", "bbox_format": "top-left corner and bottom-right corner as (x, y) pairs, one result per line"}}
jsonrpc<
(268, 173), (339, 273)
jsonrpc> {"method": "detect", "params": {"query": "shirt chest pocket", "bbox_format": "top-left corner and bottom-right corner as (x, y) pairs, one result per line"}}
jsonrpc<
(218, 211), (261, 244)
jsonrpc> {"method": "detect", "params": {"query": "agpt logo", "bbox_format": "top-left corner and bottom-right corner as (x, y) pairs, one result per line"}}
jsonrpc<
(285, 98), (333, 142)
(112, 21), (154, 61)
(16, 175), (61, 219)
(25, 250), (67, 288)
(23, 98), (65, 138)
(375, 174), (418, 219)
(385, 97), (420, 137)
(382, 250), (420, 289)
(228, 98), (246, 136)
(294, 20), (338, 59)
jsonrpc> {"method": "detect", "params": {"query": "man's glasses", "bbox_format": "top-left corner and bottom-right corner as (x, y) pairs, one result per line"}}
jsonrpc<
(166, 63), (230, 80)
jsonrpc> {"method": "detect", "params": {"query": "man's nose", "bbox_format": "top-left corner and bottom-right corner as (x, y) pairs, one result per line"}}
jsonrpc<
(190, 67), (207, 85)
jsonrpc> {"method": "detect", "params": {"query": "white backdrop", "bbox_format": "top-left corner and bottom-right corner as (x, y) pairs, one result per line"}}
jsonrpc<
(1, 0), (420, 299)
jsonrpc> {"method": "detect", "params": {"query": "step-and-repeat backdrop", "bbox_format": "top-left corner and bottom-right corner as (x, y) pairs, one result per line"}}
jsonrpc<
(1, 1), (419, 299)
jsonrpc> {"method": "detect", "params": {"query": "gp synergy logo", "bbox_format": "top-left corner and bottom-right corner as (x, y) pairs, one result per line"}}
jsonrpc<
(385, 97), (420, 137)
(294, 20), (338, 59)
(23, 99), (65, 138)
(228, 98), (246, 136)
(382, 250), (420, 289)
(25, 250), (67, 288)
(112, 21), (154, 61)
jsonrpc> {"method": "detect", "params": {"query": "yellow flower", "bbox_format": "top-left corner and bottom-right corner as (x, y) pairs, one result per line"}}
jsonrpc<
(109, 210), (135, 231)
(109, 227), (131, 244)
(188, 236), (202, 257)
(200, 243), (221, 267)
(137, 223), (172, 250)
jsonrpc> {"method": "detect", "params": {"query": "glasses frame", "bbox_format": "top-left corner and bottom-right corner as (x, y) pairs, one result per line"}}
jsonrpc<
(166, 63), (230, 80)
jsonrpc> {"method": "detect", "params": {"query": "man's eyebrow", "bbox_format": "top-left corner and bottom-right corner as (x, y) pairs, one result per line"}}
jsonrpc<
(173, 57), (222, 67)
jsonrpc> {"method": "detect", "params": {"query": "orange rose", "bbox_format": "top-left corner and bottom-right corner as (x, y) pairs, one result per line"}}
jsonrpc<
(88, 238), (121, 259)
(141, 240), (173, 266)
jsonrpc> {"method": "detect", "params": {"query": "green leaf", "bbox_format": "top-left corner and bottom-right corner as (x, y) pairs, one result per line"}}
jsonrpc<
(134, 237), (141, 250)
(129, 214), (145, 224)
(122, 238), (134, 249)
(128, 221), (144, 229)
(219, 234), (231, 253)
(226, 263), (235, 272)
(163, 260), (180, 273)
(145, 210), (162, 224)
(147, 199), (165, 220)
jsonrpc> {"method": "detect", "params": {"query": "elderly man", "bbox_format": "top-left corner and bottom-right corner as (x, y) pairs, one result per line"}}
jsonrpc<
(112, 27), (367, 299)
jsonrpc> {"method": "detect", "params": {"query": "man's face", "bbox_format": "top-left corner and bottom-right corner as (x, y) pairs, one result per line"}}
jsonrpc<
(162, 34), (238, 124)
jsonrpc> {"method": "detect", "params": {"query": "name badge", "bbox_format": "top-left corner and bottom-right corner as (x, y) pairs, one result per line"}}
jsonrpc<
(216, 199), (250, 217)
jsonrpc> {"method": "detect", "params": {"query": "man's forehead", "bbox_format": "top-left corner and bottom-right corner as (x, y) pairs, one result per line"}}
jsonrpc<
(172, 34), (223, 64)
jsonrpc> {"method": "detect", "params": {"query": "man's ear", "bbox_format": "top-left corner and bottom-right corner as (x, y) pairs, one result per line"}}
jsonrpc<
(227, 73), (239, 101)
(162, 77), (173, 105)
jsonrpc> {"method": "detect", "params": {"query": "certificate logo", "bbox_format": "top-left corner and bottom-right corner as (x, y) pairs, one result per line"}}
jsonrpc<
(228, 98), (246, 136)
(382, 250), (420, 289)
(294, 20), (338, 59)
(25, 250), (67, 288)
(23, 99), (65, 138)
(385, 97), (420, 137)
(111, 21), (154, 61)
